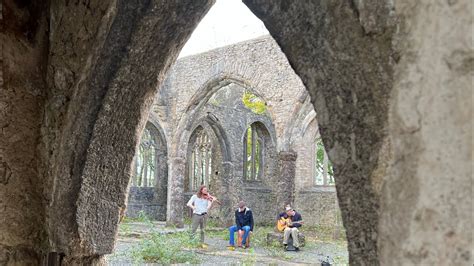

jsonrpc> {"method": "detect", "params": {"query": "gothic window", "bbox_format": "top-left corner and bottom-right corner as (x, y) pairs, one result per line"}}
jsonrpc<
(314, 136), (335, 186)
(133, 126), (157, 187)
(189, 130), (213, 191)
(243, 123), (263, 181)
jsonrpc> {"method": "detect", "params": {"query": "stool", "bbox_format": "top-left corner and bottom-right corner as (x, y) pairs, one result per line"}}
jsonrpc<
(237, 230), (251, 247)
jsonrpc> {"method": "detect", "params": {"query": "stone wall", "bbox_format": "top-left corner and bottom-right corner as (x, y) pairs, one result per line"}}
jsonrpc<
(151, 36), (339, 228)
(244, 0), (472, 264)
(2, 1), (471, 264)
(295, 188), (338, 226)
(126, 187), (166, 221)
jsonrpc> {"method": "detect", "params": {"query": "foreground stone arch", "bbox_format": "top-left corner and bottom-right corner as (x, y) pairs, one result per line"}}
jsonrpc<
(1, 0), (471, 264)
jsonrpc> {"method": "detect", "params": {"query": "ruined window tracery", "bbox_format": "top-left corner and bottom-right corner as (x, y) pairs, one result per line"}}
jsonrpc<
(243, 123), (263, 181)
(314, 136), (334, 186)
(189, 129), (213, 191)
(133, 126), (157, 187)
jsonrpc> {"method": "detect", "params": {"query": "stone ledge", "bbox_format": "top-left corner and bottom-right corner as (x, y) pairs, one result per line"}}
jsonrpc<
(266, 231), (305, 247)
(299, 186), (336, 193)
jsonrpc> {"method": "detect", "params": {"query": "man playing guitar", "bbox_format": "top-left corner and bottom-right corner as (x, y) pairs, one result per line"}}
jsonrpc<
(277, 205), (303, 251)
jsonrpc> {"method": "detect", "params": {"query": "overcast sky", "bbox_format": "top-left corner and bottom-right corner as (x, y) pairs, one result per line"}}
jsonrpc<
(178, 0), (269, 58)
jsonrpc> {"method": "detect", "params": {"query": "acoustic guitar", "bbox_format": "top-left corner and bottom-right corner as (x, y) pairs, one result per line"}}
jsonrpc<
(276, 217), (304, 232)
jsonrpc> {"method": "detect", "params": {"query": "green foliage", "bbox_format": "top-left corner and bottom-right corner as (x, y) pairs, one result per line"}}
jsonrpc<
(242, 90), (267, 114)
(205, 218), (222, 229)
(134, 127), (157, 187)
(315, 137), (334, 185)
(250, 226), (274, 247)
(241, 247), (257, 265)
(130, 232), (200, 264)
(183, 217), (192, 226)
(207, 228), (229, 240)
(119, 222), (132, 236)
(137, 211), (152, 223)
(122, 211), (154, 228)
(245, 126), (262, 181)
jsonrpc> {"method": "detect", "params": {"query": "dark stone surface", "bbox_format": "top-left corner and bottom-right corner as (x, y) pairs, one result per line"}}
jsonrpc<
(126, 187), (166, 221)
(267, 231), (305, 247)
(2, 0), (470, 264)
(1, 0), (49, 263)
(244, 1), (396, 264)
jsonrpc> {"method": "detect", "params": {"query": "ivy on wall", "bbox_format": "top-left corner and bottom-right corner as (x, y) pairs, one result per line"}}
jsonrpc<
(242, 90), (266, 114)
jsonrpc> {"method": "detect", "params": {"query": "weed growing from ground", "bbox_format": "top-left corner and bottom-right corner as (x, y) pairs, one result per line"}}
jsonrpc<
(130, 231), (200, 264)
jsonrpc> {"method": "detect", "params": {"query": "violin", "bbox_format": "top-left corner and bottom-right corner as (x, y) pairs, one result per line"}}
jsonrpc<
(202, 193), (222, 205)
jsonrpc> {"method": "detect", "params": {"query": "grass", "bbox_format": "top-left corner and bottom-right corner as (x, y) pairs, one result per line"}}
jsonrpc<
(241, 247), (257, 265)
(130, 231), (200, 264)
(118, 222), (132, 236)
(121, 211), (154, 226)
(303, 224), (347, 242)
(117, 218), (348, 264)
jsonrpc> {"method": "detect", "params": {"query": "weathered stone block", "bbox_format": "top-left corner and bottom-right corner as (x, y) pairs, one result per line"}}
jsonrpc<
(266, 231), (305, 247)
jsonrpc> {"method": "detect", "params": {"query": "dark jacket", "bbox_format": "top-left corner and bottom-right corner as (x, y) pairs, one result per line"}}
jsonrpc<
(235, 208), (254, 231)
(278, 211), (303, 228)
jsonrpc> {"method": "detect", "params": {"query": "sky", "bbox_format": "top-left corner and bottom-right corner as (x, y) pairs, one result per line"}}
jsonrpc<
(178, 0), (269, 58)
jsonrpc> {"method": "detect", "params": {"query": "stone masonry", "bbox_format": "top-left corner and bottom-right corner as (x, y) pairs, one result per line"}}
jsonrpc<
(1, 0), (471, 264)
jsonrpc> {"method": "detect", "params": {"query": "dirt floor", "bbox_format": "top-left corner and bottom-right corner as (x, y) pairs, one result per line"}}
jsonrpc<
(106, 221), (348, 265)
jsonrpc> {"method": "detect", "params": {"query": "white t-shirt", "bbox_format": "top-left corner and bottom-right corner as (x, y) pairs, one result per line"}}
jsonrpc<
(187, 195), (210, 214)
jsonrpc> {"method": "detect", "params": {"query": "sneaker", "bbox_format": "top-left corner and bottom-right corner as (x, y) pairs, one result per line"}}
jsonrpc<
(200, 243), (208, 249)
(227, 245), (235, 251)
(295, 247), (300, 252)
(242, 246), (247, 249)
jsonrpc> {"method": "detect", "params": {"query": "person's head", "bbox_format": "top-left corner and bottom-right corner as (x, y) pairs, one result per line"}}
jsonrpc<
(285, 205), (295, 216)
(238, 200), (246, 210)
(197, 185), (208, 198)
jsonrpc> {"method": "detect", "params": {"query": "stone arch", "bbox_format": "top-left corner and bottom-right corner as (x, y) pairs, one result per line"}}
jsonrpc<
(242, 120), (277, 183)
(240, 120), (279, 224)
(169, 78), (278, 226)
(171, 75), (276, 160)
(182, 120), (232, 225)
(3, 1), (470, 265)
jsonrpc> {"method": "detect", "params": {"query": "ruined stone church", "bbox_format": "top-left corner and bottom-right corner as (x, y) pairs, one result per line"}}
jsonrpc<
(1, 0), (471, 265)
(127, 36), (339, 228)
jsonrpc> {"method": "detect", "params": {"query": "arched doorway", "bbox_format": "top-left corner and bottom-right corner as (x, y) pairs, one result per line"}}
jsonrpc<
(127, 121), (168, 221)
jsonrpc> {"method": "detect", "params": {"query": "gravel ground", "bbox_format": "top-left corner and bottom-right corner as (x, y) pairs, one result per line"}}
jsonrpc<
(106, 222), (348, 265)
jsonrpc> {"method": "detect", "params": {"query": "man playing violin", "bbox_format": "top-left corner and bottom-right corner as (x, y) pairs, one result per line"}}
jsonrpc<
(278, 205), (303, 251)
(186, 185), (215, 245)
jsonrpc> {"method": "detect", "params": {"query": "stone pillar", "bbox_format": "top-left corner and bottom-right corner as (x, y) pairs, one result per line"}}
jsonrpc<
(167, 157), (186, 228)
(1, 1), (48, 263)
(220, 161), (235, 226)
(277, 151), (297, 208)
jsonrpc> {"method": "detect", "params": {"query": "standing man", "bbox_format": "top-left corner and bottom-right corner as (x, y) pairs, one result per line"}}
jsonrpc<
(278, 205), (303, 251)
(228, 201), (254, 249)
(186, 185), (212, 246)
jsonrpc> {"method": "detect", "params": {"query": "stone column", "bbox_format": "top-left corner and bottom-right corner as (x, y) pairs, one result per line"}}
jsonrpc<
(220, 161), (235, 226)
(1, 2), (48, 263)
(277, 151), (297, 209)
(167, 157), (186, 228)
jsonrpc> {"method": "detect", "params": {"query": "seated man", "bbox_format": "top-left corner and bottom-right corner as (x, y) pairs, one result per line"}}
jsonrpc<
(278, 205), (303, 251)
(228, 201), (254, 249)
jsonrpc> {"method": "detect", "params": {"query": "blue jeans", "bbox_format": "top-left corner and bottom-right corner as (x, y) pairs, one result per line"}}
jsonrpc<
(229, 225), (251, 246)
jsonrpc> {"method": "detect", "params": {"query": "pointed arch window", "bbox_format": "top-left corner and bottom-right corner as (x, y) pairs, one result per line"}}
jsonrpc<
(133, 126), (157, 187)
(314, 137), (334, 186)
(189, 130), (213, 191)
(243, 124), (263, 181)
